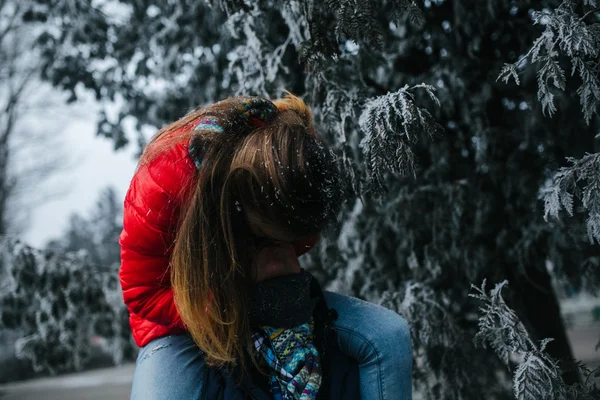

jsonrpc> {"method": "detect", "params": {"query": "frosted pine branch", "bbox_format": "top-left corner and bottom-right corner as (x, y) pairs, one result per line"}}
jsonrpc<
(498, 1), (600, 122)
(471, 280), (570, 400)
(541, 153), (600, 244)
(470, 280), (531, 365)
(358, 84), (443, 194)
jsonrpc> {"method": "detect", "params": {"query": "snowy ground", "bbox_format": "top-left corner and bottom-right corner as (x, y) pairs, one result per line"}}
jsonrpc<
(0, 364), (134, 400)
(0, 327), (598, 400)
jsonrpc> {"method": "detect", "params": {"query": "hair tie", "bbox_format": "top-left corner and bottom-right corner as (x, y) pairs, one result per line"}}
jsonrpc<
(194, 117), (223, 133)
(189, 117), (223, 170)
(188, 138), (207, 170)
(236, 97), (279, 128)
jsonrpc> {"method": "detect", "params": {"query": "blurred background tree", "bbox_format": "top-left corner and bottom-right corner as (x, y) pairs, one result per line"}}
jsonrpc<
(0, 236), (133, 378)
(0, 187), (132, 382)
(0, 0), (68, 235)
(46, 187), (123, 268)
(0, 0), (598, 398)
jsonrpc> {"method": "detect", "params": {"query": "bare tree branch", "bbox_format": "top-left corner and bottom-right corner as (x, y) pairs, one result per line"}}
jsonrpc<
(0, 2), (20, 44)
(0, 1), (67, 234)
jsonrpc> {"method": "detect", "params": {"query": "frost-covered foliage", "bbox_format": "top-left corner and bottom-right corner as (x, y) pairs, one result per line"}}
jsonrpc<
(0, 236), (133, 374)
(358, 84), (443, 192)
(380, 271), (509, 397)
(471, 280), (600, 400)
(0, 188), (132, 375)
(22, 0), (600, 398)
(542, 153), (600, 244)
(0, 185), (131, 378)
(499, 0), (600, 122)
(498, 0), (600, 247)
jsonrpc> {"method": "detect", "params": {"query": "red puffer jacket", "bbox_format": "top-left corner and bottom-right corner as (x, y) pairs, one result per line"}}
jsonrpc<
(119, 127), (319, 347)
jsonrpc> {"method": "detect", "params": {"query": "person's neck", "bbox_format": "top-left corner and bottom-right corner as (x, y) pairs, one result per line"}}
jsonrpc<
(253, 242), (301, 282)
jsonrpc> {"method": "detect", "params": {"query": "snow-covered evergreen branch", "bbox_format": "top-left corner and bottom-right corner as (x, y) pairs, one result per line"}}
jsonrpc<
(542, 153), (600, 244)
(498, 1), (600, 122)
(358, 84), (443, 193)
(471, 280), (600, 399)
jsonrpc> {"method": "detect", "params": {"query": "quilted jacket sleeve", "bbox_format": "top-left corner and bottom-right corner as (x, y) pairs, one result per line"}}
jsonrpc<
(118, 140), (196, 326)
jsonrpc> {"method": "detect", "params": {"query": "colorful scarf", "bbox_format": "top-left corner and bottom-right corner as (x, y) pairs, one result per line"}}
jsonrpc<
(252, 321), (322, 400)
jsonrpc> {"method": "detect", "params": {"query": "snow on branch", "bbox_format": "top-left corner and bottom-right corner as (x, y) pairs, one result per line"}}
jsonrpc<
(205, 0), (250, 15)
(541, 153), (600, 244)
(470, 280), (568, 399)
(358, 84), (443, 194)
(326, 0), (423, 48)
(226, 5), (292, 96)
(471, 280), (600, 399)
(498, 1), (600, 122)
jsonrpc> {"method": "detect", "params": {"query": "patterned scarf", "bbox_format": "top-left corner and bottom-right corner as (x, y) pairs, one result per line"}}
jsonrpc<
(252, 321), (322, 400)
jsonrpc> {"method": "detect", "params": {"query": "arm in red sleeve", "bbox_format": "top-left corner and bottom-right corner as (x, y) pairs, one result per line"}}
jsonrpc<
(118, 141), (195, 326)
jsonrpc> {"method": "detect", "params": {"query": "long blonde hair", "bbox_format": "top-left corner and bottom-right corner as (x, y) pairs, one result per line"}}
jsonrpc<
(140, 93), (343, 369)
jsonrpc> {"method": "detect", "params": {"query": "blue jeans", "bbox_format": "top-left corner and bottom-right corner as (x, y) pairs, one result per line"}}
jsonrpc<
(130, 292), (412, 399)
(324, 291), (412, 399)
(131, 333), (207, 400)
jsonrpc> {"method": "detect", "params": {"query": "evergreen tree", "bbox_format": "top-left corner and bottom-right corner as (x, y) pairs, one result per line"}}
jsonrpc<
(0, 237), (134, 375)
(21, 0), (600, 397)
(0, 187), (133, 376)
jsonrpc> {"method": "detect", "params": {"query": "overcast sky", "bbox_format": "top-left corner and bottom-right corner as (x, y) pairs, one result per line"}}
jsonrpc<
(22, 96), (138, 248)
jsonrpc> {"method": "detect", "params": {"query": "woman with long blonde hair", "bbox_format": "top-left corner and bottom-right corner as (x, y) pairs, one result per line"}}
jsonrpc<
(119, 94), (412, 399)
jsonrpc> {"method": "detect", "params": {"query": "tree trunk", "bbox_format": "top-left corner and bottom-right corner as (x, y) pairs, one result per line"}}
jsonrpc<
(513, 264), (580, 384)
(0, 146), (9, 236)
